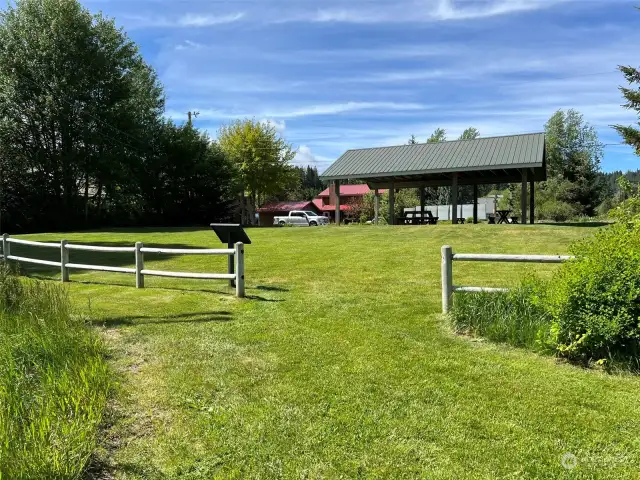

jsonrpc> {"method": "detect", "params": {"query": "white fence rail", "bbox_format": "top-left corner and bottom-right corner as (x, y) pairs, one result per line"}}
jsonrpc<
(441, 245), (574, 313)
(0, 234), (245, 298)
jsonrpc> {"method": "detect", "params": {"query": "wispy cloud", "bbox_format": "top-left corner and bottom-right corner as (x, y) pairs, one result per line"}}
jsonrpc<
(124, 12), (244, 28)
(262, 102), (429, 118)
(168, 102), (430, 121)
(433, 0), (560, 21)
(284, 0), (567, 24)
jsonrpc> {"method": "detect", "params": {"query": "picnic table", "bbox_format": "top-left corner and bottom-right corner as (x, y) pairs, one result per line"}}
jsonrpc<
(495, 210), (511, 224)
(399, 210), (439, 225)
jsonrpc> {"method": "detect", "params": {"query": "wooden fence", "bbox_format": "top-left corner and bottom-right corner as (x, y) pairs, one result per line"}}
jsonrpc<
(440, 245), (574, 313)
(0, 234), (245, 298)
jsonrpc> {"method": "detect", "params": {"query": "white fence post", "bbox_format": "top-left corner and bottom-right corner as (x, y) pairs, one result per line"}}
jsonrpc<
(135, 242), (144, 288)
(235, 242), (245, 298)
(441, 245), (453, 314)
(1, 234), (8, 262)
(60, 240), (69, 282)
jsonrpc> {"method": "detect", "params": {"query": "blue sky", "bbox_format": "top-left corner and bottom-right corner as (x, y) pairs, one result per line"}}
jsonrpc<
(84, 0), (639, 173)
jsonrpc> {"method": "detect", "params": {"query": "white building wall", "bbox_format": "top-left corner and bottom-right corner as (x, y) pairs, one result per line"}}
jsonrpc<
(405, 204), (487, 221)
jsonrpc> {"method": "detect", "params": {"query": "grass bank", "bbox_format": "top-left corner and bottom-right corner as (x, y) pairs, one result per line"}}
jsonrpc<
(13, 224), (640, 478)
(450, 282), (551, 352)
(0, 265), (111, 479)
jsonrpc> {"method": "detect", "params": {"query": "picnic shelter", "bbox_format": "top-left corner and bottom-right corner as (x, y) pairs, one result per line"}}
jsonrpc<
(319, 133), (547, 225)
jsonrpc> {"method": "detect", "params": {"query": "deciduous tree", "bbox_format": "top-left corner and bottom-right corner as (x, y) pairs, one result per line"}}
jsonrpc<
(0, 0), (164, 230)
(218, 119), (296, 224)
(544, 109), (604, 216)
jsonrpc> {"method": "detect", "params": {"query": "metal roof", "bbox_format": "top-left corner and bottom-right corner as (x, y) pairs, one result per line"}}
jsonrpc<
(317, 184), (373, 197)
(320, 133), (546, 182)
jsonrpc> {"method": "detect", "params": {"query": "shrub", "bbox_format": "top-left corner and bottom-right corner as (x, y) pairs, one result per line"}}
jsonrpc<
(537, 199), (577, 222)
(544, 219), (640, 368)
(451, 215), (640, 371)
(609, 177), (640, 222)
(0, 263), (112, 478)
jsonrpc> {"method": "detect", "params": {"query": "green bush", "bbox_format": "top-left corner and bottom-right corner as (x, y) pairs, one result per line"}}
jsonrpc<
(537, 199), (577, 222)
(0, 264), (112, 479)
(544, 221), (640, 367)
(451, 215), (640, 371)
(450, 279), (552, 351)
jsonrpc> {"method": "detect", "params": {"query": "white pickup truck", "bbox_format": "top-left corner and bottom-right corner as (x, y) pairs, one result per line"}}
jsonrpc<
(274, 211), (329, 226)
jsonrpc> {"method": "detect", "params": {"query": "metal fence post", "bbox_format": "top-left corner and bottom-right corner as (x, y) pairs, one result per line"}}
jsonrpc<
(1, 233), (8, 262)
(135, 242), (144, 288)
(235, 242), (245, 298)
(441, 245), (453, 314)
(60, 240), (69, 282)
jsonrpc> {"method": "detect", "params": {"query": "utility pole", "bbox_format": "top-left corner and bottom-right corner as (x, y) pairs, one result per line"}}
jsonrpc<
(187, 111), (199, 126)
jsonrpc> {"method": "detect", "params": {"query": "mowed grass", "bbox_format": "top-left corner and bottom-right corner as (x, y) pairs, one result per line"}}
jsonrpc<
(13, 224), (640, 479)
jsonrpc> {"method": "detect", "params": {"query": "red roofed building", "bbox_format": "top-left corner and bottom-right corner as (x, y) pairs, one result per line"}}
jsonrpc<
(257, 184), (385, 226)
(316, 184), (386, 223)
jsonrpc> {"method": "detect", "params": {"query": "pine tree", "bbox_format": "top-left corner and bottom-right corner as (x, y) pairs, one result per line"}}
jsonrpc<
(613, 65), (640, 154)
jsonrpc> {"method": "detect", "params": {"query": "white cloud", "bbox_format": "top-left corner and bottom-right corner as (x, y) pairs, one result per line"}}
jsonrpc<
(125, 12), (244, 28)
(179, 13), (245, 27)
(172, 102), (429, 121)
(433, 0), (559, 21)
(261, 102), (429, 118)
(175, 40), (205, 51)
(294, 145), (334, 168)
(283, 0), (568, 24)
(260, 119), (287, 133)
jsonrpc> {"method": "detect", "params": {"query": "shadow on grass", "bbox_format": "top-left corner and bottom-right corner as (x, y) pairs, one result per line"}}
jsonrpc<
(245, 294), (285, 302)
(26, 276), (287, 302)
(537, 222), (611, 228)
(256, 285), (289, 292)
(94, 311), (233, 328)
(77, 226), (208, 235)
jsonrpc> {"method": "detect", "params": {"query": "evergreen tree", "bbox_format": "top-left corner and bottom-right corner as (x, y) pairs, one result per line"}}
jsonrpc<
(613, 65), (640, 154)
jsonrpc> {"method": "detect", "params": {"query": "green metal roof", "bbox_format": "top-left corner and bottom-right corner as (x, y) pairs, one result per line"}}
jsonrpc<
(320, 133), (546, 181)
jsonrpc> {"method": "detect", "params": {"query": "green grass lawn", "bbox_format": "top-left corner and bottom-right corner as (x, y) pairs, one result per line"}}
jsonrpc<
(13, 224), (640, 479)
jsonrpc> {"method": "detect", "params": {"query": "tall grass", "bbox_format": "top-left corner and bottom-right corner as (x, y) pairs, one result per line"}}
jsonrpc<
(450, 281), (552, 352)
(0, 264), (111, 479)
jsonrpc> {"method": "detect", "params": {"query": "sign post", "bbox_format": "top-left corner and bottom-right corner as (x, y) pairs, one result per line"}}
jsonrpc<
(210, 224), (252, 289)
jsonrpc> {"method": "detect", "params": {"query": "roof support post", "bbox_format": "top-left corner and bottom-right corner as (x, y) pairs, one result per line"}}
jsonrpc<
(521, 169), (528, 225)
(374, 189), (380, 225)
(388, 182), (395, 225)
(473, 184), (478, 224)
(419, 186), (426, 225)
(529, 179), (535, 224)
(451, 174), (458, 225)
(334, 180), (341, 226)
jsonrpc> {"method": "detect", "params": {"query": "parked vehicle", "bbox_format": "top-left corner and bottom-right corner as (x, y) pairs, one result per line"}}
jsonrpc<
(274, 211), (329, 226)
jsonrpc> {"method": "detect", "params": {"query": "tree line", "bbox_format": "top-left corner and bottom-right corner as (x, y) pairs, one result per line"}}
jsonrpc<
(402, 106), (640, 222)
(0, 0), (310, 232)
